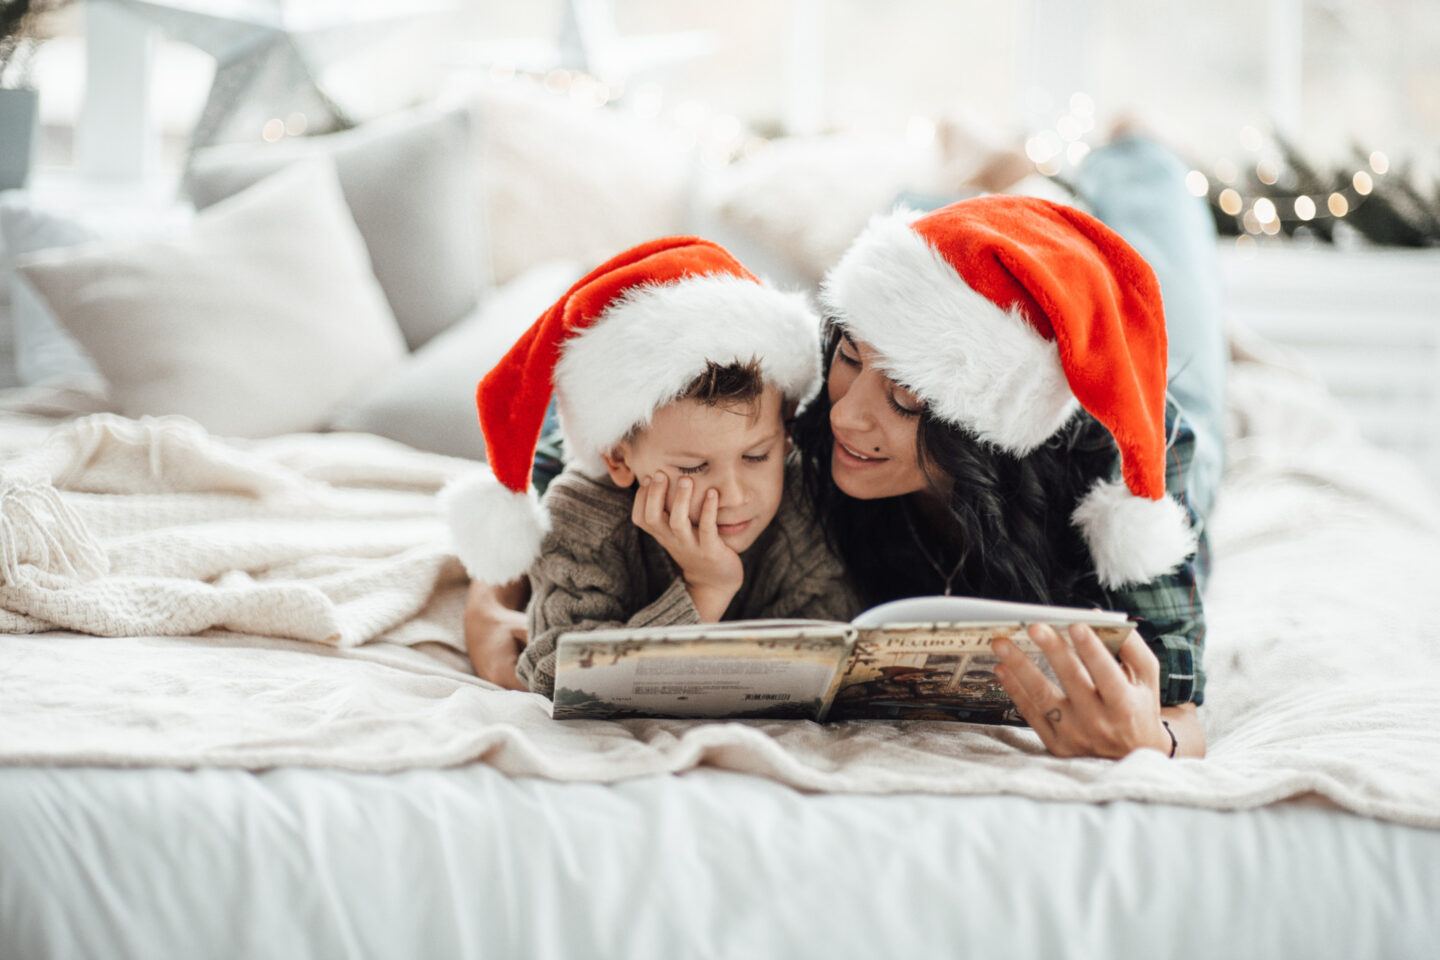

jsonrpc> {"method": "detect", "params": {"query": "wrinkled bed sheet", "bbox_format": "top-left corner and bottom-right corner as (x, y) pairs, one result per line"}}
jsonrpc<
(1, 349), (1438, 829)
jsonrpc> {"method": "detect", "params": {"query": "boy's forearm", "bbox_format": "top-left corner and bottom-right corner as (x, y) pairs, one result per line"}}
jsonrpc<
(493, 575), (531, 612)
(686, 583), (736, 622)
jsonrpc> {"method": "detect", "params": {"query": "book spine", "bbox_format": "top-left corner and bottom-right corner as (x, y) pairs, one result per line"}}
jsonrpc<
(814, 628), (860, 723)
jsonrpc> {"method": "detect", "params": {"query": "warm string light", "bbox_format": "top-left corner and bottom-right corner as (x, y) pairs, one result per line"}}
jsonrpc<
(1183, 134), (1391, 242)
(1027, 91), (1097, 177)
(1028, 112), (1401, 248)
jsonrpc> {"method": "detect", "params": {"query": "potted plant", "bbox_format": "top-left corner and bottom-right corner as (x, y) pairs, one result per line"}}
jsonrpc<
(1, 0), (66, 190)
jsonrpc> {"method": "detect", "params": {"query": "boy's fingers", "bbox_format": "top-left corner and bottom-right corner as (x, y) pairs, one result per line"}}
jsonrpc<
(631, 477), (649, 529)
(643, 472), (667, 531)
(669, 478), (696, 543)
(698, 488), (720, 547)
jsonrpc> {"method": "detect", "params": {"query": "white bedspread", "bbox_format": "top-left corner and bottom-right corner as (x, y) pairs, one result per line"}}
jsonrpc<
(1, 344), (1438, 829)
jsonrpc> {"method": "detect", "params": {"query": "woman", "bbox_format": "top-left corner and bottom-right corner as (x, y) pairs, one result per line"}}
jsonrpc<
(464, 135), (1226, 761)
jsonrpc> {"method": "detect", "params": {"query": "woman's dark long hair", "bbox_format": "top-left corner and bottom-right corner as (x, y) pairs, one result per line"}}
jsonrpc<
(795, 323), (1119, 610)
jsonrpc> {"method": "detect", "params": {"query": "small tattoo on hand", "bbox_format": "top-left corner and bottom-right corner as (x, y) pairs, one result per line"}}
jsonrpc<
(1044, 708), (1062, 725)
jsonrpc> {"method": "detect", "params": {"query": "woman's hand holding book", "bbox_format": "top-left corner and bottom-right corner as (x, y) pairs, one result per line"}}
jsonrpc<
(991, 625), (1175, 759)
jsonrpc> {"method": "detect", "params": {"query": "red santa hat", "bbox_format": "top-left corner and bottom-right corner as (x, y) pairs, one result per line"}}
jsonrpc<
(442, 236), (821, 584)
(822, 195), (1196, 589)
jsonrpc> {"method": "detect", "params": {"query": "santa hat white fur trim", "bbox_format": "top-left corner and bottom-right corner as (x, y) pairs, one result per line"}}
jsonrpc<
(555, 274), (821, 478)
(1071, 478), (1198, 589)
(440, 468), (551, 584)
(822, 208), (1077, 455)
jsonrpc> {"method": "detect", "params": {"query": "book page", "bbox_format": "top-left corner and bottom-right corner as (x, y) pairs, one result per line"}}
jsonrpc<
(552, 627), (854, 721)
(822, 622), (1132, 724)
(853, 595), (1129, 629)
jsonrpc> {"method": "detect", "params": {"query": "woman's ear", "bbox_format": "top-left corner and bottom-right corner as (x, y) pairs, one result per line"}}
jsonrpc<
(601, 445), (636, 488)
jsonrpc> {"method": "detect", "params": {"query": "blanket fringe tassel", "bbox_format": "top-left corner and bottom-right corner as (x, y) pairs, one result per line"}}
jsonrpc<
(0, 481), (109, 586)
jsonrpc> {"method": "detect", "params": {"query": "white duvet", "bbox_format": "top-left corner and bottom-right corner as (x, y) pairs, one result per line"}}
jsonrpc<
(1, 342), (1437, 829)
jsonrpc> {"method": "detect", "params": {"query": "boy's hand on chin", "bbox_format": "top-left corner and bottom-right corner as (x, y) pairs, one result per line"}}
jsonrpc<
(632, 472), (743, 621)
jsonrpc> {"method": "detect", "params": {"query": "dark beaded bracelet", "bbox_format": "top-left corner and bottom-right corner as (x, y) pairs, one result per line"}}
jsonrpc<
(1161, 719), (1178, 758)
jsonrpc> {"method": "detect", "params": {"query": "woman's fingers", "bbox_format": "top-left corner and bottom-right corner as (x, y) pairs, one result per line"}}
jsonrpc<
(1117, 630), (1161, 691)
(1027, 624), (1100, 717)
(1069, 624), (1131, 704)
(993, 637), (1060, 709)
(994, 653), (1064, 754)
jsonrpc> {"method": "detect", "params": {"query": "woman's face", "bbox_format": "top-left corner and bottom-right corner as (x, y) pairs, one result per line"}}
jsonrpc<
(826, 331), (934, 500)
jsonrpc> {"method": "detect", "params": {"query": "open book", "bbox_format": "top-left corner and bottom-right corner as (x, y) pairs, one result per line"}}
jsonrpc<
(551, 596), (1134, 723)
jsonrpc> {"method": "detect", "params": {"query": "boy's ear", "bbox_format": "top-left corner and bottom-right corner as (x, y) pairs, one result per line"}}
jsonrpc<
(600, 445), (636, 488)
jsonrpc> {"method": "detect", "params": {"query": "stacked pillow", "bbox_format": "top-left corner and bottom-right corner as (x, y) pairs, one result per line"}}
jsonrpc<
(186, 105), (483, 351)
(330, 260), (582, 460)
(17, 160), (407, 437)
(0, 194), (177, 394)
(469, 81), (696, 285)
(2, 83), (707, 456)
(0, 221), (18, 390)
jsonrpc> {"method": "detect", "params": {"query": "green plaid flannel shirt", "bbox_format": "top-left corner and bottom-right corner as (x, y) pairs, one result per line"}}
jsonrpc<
(529, 398), (1208, 708)
(1096, 400), (1209, 707)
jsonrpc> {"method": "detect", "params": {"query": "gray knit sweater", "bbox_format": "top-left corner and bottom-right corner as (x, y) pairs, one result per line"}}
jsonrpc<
(519, 456), (860, 697)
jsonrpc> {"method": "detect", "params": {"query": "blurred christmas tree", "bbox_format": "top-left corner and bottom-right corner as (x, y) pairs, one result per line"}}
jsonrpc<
(1193, 136), (1439, 247)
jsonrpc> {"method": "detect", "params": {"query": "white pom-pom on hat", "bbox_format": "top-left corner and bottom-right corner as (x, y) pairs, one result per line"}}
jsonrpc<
(440, 468), (551, 585)
(1071, 478), (1197, 590)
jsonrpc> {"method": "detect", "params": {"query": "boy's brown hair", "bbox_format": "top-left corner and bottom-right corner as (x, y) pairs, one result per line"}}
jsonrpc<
(679, 359), (765, 413)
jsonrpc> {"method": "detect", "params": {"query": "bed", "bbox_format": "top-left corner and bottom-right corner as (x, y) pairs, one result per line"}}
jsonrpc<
(3, 81), (1439, 957)
(1, 322), (1437, 960)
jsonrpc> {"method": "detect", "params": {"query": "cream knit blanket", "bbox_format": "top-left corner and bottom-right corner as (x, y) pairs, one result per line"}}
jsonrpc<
(0, 415), (470, 646)
(1, 349), (1438, 829)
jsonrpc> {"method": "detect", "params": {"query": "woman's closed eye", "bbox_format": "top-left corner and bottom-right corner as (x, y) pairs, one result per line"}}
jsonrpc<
(742, 451), (771, 464)
(887, 389), (923, 418)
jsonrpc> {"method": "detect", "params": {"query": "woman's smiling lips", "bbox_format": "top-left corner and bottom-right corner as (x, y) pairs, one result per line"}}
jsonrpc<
(716, 519), (752, 535)
(832, 433), (890, 468)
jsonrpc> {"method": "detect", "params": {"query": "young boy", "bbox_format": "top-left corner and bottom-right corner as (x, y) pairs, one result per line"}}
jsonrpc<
(443, 237), (858, 697)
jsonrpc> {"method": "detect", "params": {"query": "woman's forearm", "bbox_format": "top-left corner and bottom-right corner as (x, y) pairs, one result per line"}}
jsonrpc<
(1160, 702), (1207, 758)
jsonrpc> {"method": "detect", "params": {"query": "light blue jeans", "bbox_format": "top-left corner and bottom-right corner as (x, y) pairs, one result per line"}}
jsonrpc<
(1074, 137), (1227, 521)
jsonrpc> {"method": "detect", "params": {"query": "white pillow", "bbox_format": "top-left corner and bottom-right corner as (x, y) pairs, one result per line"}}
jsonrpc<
(329, 260), (583, 459)
(1, 198), (145, 393)
(16, 160), (407, 437)
(699, 135), (937, 288)
(472, 82), (695, 284)
(0, 208), (12, 389)
(187, 106), (483, 351)
(0, 299), (17, 391)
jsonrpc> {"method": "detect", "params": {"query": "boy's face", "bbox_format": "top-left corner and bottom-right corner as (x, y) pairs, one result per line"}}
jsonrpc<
(603, 385), (787, 555)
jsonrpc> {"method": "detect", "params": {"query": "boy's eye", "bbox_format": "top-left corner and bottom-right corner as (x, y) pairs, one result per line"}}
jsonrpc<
(676, 464), (706, 475)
